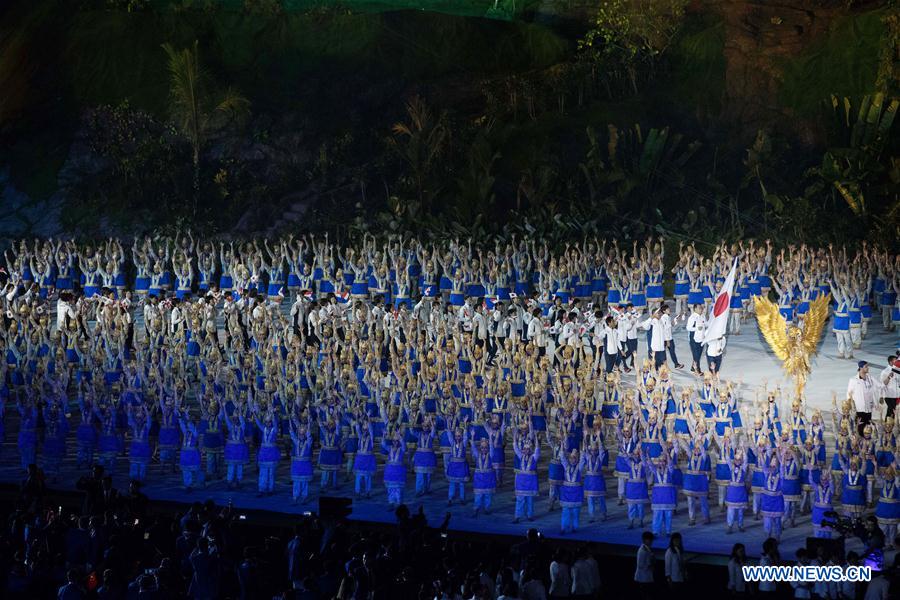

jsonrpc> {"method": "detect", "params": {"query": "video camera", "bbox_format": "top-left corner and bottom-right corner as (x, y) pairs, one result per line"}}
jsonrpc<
(820, 511), (885, 571)
(820, 511), (867, 538)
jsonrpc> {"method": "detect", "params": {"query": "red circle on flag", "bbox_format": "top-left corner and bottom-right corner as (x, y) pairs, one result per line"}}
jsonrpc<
(713, 293), (729, 317)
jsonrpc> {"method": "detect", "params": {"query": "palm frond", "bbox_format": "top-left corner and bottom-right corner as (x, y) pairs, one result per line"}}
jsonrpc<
(214, 86), (251, 126)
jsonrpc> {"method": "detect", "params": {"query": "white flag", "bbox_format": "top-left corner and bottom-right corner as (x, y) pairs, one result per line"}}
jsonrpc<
(703, 259), (737, 343)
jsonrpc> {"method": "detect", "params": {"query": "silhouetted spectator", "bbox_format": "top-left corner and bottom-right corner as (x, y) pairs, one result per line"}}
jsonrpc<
(75, 466), (105, 516)
(20, 464), (46, 512)
(188, 537), (219, 600)
(57, 568), (86, 600)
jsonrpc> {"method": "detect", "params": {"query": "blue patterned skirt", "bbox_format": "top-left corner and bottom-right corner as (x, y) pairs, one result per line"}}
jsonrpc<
(180, 447), (201, 470)
(224, 441), (249, 465)
(159, 427), (180, 450)
(548, 460), (564, 485)
(318, 447), (342, 471)
(875, 498), (900, 524)
(682, 472), (709, 496)
(759, 491), (784, 517)
(383, 462), (405, 488)
(258, 444), (280, 467)
(625, 480), (649, 504)
(725, 483), (749, 507)
(473, 469), (497, 494)
(353, 452), (377, 474)
(584, 472), (606, 497)
(515, 471), (539, 496)
(447, 458), (469, 482)
(651, 483), (677, 510)
(291, 456), (314, 481)
(130, 440), (151, 463)
(414, 449), (437, 473)
(560, 482), (584, 507)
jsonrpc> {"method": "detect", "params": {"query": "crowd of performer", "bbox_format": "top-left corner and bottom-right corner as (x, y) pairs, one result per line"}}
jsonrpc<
(1, 234), (900, 545)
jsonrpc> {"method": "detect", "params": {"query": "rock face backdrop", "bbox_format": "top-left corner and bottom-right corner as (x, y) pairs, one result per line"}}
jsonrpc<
(716, 0), (882, 129)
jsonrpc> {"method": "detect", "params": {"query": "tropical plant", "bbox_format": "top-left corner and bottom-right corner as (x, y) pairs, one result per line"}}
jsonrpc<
(516, 161), (559, 212)
(579, 0), (689, 94)
(579, 123), (700, 225)
(64, 102), (192, 230)
(579, 125), (623, 206)
(161, 41), (251, 199)
(815, 93), (898, 216)
(387, 96), (449, 212)
(452, 135), (500, 223)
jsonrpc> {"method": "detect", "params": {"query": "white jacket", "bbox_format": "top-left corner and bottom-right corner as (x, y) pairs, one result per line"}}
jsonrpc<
(602, 323), (621, 354)
(847, 373), (882, 413)
(640, 317), (666, 352)
(686, 312), (706, 344)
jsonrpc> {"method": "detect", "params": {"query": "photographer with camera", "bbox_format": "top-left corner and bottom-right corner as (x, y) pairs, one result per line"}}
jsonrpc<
(862, 516), (886, 555)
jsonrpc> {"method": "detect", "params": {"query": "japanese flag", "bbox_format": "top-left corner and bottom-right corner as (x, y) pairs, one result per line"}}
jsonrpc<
(509, 292), (517, 299)
(703, 259), (737, 343)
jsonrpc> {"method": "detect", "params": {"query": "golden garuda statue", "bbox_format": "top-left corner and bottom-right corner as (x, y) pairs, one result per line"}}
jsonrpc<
(754, 293), (831, 399)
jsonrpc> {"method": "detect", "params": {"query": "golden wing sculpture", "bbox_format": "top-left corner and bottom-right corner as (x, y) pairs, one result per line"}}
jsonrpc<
(754, 293), (831, 399)
(754, 296), (790, 361)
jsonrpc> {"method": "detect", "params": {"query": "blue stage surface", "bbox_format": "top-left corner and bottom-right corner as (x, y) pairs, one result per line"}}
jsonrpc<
(0, 430), (864, 561)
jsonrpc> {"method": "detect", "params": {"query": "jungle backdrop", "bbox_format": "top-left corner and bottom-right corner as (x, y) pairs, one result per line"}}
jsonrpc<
(0, 0), (898, 248)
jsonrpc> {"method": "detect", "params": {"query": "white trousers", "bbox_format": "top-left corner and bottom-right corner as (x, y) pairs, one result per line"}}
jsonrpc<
(835, 330), (853, 357)
(729, 311), (742, 334)
(850, 324), (862, 348)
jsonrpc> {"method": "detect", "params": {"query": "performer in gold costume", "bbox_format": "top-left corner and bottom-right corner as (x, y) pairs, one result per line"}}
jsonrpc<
(754, 293), (831, 399)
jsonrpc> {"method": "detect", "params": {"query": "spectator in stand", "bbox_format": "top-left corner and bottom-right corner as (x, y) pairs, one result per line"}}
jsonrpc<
(57, 568), (86, 600)
(514, 528), (545, 573)
(664, 532), (686, 593)
(96, 568), (124, 600)
(727, 543), (747, 597)
(188, 537), (219, 600)
(0, 470), (829, 600)
(98, 477), (119, 515)
(757, 538), (780, 597)
(570, 545), (601, 599)
(64, 517), (90, 570)
(634, 531), (655, 599)
(238, 547), (261, 600)
(121, 481), (149, 521)
(498, 581), (522, 600)
(791, 548), (812, 599)
(548, 548), (571, 598)
(75, 466), (104, 516)
(863, 564), (891, 600)
(286, 523), (305, 589)
(520, 562), (548, 600)
(20, 464), (46, 512)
